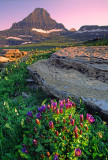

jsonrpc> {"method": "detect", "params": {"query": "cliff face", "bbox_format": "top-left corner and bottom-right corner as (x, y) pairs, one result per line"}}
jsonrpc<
(11, 8), (66, 30)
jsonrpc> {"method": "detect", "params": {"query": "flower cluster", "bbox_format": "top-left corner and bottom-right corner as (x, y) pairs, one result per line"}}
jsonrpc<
(49, 121), (54, 129)
(22, 148), (28, 154)
(26, 111), (33, 118)
(38, 104), (46, 112)
(54, 153), (58, 160)
(22, 99), (97, 159)
(86, 113), (95, 123)
(36, 113), (41, 119)
(75, 148), (81, 157)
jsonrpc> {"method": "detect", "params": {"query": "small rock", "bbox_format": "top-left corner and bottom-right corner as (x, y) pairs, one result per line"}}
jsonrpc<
(26, 78), (35, 83)
(22, 92), (31, 98)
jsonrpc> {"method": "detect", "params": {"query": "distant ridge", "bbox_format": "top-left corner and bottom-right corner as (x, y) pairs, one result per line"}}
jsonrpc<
(79, 25), (108, 31)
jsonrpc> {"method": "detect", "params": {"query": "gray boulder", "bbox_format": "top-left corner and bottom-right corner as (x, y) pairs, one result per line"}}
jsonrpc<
(27, 46), (108, 121)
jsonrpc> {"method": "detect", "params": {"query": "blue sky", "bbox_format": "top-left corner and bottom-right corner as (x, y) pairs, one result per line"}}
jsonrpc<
(0, 0), (108, 31)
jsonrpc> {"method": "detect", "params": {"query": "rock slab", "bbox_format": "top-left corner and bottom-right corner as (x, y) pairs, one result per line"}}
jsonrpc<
(27, 46), (108, 121)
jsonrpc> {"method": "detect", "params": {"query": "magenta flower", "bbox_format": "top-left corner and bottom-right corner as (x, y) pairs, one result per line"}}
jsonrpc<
(60, 108), (63, 113)
(75, 148), (81, 157)
(52, 102), (57, 110)
(51, 100), (54, 104)
(80, 114), (83, 122)
(26, 111), (33, 118)
(65, 103), (69, 109)
(54, 153), (58, 160)
(69, 101), (73, 108)
(49, 121), (54, 129)
(36, 113), (41, 119)
(60, 104), (64, 108)
(88, 116), (95, 123)
(26, 117), (30, 122)
(69, 114), (72, 119)
(86, 113), (91, 120)
(71, 119), (74, 126)
(33, 139), (38, 145)
(47, 105), (50, 110)
(56, 108), (59, 114)
(22, 148), (28, 154)
(66, 98), (70, 103)
(74, 126), (78, 133)
(59, 100), (64, 106)
(86, 113), (95, 123)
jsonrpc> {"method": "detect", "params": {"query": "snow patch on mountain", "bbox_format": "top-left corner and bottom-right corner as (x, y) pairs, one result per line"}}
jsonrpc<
(19, 35), (32, 37)
(32, 28), (64, 33)
(6, 37), (23, 40)
(22, 41), (32, 45)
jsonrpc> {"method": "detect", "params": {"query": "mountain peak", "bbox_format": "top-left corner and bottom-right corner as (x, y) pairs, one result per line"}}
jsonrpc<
(11, 8), (66, 30)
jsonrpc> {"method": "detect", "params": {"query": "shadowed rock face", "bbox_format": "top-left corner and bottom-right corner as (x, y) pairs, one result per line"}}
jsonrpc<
(50, 46), (108, 83)
(27, 46), (108, 121)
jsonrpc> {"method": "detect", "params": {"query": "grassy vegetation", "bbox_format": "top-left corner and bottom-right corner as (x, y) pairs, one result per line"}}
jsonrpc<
(0, 36), (78, 52)
(0, 37), (108, 54)
(0, 46), (108, 159)
(83, 38), (108, 46)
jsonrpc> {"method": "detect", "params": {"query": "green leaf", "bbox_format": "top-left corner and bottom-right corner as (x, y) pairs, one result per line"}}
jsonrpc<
(93, 153), (97, 159)
(5, 153), (14, 159)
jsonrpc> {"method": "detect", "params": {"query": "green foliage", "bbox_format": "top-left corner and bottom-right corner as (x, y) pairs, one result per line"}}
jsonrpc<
(0, 48), (107, 160)
(17, 99), (108, 160)
(84, 38), (108, 46)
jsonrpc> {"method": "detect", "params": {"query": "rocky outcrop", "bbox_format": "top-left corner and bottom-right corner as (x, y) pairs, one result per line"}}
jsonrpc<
(27, 46), (108, 121)
(69, 28), (76, 32)
(0, 56), (10, 63)
(0, 49), (27, 59)
(49, 46), (108, 83)
(0, 49), (28, 72)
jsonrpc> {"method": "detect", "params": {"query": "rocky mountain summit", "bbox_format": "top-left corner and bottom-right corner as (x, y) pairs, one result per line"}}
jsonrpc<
(0, 8), (66, 45)
(11, 8), (66, 30)
(27, 46), (108, 120)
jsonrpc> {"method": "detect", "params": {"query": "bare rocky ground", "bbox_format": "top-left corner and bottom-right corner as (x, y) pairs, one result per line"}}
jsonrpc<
(27, 46), (108, 120)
